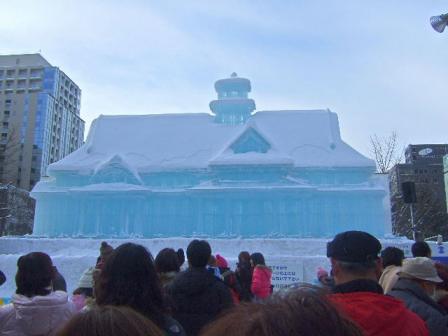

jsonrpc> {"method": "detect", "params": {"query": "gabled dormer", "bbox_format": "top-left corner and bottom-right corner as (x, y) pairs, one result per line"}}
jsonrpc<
(230, 127), (271, 154)
(91, 154), (142, 185)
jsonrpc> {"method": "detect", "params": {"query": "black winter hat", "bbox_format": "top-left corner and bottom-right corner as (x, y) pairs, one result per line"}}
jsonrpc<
(327, 231), (381, 263)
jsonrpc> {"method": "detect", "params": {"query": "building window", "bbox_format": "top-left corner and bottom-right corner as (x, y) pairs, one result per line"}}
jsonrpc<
(6, 69), (15, 77)
(30, 68), (42, 77)
(5, 80), (14, 89)
(17, 79), (26, 88)
(18, 69), (28, 77)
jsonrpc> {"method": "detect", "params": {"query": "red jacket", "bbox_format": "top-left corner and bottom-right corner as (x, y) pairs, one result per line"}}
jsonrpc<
(329, 292), (429, 336)
(251, 265), (272, 299)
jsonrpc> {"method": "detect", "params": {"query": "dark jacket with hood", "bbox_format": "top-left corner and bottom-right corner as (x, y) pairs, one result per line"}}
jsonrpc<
(166, 267), (233, 336)
(235, 262), (252, 301)
(389, 278), (448, 336)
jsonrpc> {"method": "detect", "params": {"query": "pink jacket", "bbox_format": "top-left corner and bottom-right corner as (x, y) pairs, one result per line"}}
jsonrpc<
(251, 265), (272, 299)
(0, 291), (75, 336)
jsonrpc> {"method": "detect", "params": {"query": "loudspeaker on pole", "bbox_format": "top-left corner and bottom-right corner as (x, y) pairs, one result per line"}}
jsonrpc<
(401, 181), (417, 204)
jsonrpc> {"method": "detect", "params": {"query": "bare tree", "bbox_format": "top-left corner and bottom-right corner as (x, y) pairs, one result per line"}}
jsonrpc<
(392, 183), (448, 240)
(370, 131), (403, 173)
(0, 184), (34, 236)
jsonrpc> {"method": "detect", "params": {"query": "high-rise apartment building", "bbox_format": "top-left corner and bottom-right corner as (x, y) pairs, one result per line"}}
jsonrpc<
(0, 54), (84, 190)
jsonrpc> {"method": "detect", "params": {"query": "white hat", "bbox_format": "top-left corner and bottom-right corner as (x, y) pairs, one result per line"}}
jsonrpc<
(78, 267), (94, 288)
(399, 257), (443, 283)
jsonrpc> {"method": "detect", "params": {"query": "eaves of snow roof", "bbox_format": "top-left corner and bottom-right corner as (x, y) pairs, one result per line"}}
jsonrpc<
(47, 110), (374, 175)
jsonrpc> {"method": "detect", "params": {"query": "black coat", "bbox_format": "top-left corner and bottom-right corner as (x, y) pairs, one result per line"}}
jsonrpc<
(167, 267), (233, 336)
(235, 262), (253, 301)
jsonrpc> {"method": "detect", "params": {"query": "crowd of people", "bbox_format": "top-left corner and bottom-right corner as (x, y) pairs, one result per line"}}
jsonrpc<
(0, 232), (448, 335)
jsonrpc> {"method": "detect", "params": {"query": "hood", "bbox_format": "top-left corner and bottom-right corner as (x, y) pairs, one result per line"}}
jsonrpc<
(176, 268), (220, 296)
(330, 292), (425, 335)
(255, 265), (272, 276)
(12, 291), (73, 335)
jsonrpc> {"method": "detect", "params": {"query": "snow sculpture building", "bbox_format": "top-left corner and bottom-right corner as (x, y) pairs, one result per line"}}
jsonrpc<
(32, 74), (387, 238)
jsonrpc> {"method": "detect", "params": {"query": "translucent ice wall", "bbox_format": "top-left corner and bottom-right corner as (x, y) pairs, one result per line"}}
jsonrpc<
(32, 164), (387, 238)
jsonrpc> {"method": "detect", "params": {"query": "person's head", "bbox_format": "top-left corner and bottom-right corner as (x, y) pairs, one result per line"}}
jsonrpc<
(216, 254), (228, 270)
(317, 267), (329, 281)
(250, 253), (266, 267)
(238, 251), (251, 264)
(411, 241), (431, 258)
(16, 252), (55, 297)
(200, 289), (363, 336)
(56, 305), (164, 336)
(399, 257), (442, 298)
(0, 271), (6, 287)
(155, 248), (180, 274)
(95, 243), (165, 328)
(381, 247), (405, 268)
(187, 240), (212, 268)
(76, 267), (94, 297)
(97, 242), (114, 269)
(176, 248), (185, 267)
(208, 255), (217, 267)
(327, 231), (382, 286)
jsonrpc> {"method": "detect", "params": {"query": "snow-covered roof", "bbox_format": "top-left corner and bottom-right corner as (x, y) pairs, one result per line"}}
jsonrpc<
(48, 110), (374, 174)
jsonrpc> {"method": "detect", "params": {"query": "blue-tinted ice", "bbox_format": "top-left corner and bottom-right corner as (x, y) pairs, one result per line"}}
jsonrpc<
(31, 74), (388, 238)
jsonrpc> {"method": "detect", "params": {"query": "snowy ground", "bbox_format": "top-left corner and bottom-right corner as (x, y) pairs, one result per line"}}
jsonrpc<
(0, 235), (425, 299)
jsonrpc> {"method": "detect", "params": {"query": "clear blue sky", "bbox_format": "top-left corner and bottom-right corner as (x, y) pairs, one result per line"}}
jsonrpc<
(1, 1), (447, 157)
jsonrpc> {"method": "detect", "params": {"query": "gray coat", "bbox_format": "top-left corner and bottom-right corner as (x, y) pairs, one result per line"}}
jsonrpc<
(389, 278), (448, 336)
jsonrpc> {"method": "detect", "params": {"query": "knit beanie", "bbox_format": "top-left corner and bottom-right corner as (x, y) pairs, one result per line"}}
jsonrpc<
(78, 267), (94, 288)
(216, 254), (228, 269)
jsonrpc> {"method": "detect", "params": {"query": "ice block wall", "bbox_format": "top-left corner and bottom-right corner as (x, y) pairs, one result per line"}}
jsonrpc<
(32, 163), (387, 238)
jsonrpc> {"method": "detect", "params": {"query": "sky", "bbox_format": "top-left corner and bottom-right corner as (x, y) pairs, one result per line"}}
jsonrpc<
(1, 0), (447, 158)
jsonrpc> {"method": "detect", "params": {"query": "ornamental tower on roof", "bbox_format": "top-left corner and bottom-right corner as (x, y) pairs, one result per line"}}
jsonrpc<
(209, 72), (256, 125)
